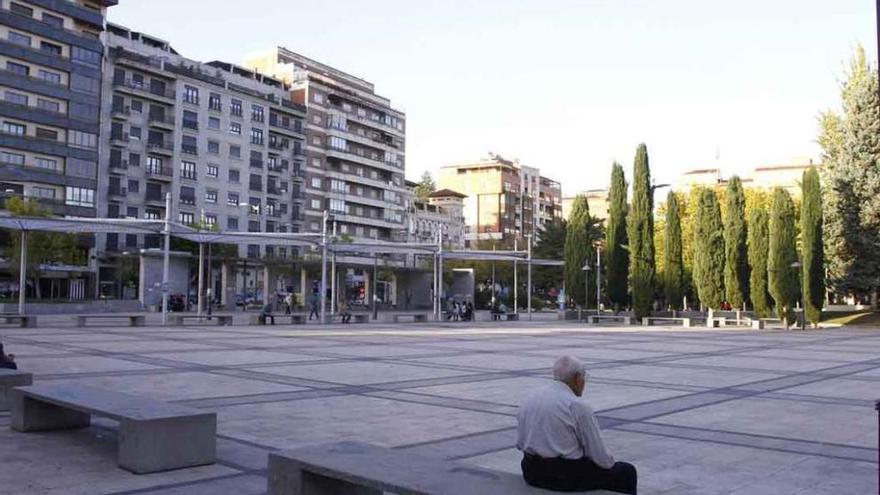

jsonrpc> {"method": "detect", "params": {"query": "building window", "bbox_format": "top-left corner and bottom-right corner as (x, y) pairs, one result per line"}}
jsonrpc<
(41, 13), (64, 28)
(130, 153), (141, 167)
(227, 217), (239, 230)
(182, 110), (198, 130)
(10, 3), (34, 17)
(207, 140), (220, 154)
(310, 177), (323, 190)
(4, 91), (27, 106)
(181, 135), (197, 155)
(35, 127), (57, 140)
(208, 93), (221, 111)
(32, 186), (55, 199)
(126, 207), (138, 219)
(147, 156), (163, 174)
(6, 62), (28, 76)
(330, 179), (346, 193)
(127, 180), (139, 193)
(229, 122), (241, 135)
(65, 187), (95, 207)
(229, 145), (241, 158)
(250, 128), (263, 145)
(251, 105), (264, 122)
(312, 93), (323, 104)
(180, 160), (196, 180)
(227, 192), (239, 206)
(179, 186), (196, 205)
(183, 85), (199, 105)
(40, 41), (62, 57)
(68, 130), (97, 149)
(329, 136), (346, 151)
(205, 214), (217, 227)
(230, 99), (242, 117)
(310, 199), (321, 210)
(71, 47), (101, 66)
(208, 117), (220, 130)
(206, 164), (219, 178)
(205, 190), (217, 203)
(179, 212), (194, 224)
(329, 199), (345, 213)
(0, 151), (24, 165)
(329, 114), (347, 131)
(129, 126), (141, 140)
(7, 31), (31, 48)
(37, 69), (60, 84)
(312, 136), (321, 146)
(228, 169), (240, 183)
(131, 99), (143, 113)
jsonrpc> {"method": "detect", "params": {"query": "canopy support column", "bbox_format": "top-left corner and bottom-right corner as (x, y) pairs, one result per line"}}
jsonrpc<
(330, 221), (337, 315)
(197, 242), (204, 318)
(527, 234), (532, 320)
(320, 211), (328, 325)
(161, 193), (171, 325)
(18, 230), (26, 316)
(372, 255), (378, 320)
(513, 239), (518, 314)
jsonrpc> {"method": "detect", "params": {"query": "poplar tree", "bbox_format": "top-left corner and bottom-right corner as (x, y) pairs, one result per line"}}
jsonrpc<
(801, 168), (824, 326)
(628, 144), (654, 318)
(692, 188), (724, 309)
(605, 163), (629, 310)
(724, 176), (748, 309)
(664, 191), (684, 310)
(747, 205), (772, 318)
(564, 196), (591, 307)
(768, 188), (798, 326)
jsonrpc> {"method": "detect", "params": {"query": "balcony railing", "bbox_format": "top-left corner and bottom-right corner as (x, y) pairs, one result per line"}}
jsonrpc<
(145, 167), (173, 179)
(148, 113), (175, 126)
(113, 78), (176, 99)
(147, 141), (173, 153)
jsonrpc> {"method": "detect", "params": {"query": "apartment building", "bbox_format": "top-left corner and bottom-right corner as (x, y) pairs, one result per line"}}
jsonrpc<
(520, 165), (562, 230)
(403, 181), (465, 248)
(98, 25), (307, 303)
(0, 0), (115, 299)
(675, 159), (820, 198)
(562, 188), (609, 222)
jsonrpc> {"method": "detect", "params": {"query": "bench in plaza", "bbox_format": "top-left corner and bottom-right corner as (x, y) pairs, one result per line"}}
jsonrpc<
(73, 314), (145, 328)
(167, 314), (233, 326)
(250, 314), (308, 325)
(11, 384), (216, 474)
(392, 313), (428, 323)
(0, 314), (36, 328)
(490, 312), (519, 321)
(587, 315), (632, 325)
(0, 368), (32, 411)
(642, 317), (691, 327)
(268, 441), (609, 495)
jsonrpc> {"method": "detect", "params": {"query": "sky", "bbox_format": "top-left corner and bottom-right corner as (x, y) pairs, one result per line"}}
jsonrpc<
(108, 0), (877, 196)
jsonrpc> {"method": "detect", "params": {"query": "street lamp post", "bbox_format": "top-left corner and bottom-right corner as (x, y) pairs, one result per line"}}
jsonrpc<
(791, 261), (804, 331)
(582, 263), (591, 321)
(596, 245), (601, 317)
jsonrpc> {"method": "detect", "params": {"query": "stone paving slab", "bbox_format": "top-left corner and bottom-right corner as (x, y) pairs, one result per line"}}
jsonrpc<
(0, 321), (877, 494)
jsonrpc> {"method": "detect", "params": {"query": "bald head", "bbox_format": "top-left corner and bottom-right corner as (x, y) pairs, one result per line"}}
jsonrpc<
(553, 355), (587, 396)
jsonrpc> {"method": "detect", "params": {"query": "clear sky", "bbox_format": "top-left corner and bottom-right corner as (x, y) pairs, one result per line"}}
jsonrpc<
(108, 0), (877, 195)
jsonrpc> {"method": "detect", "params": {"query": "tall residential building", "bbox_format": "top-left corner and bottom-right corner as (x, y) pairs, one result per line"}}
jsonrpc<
(0, 0), (115, 298)
(98, 24), (307, 302)
(246, 48), (407, 244)
(403, 181), (465, 248)
(675, 159), (820, 198)
(438, 154), (562, 246)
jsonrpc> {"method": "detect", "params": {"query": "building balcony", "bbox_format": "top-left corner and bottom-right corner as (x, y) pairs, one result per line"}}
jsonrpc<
(107, 185), (126, 197)
(0, 192), (95, 217)
(147, 141), (174, 156)
(109, 159), (128, 171)
(110, 132), (129, 145)
(148, 113), (175, 129)
(145, 167), (173, 181)
(111, 105), (130, 118)
(113, 78), (176, 103)
(326, 148), (401, 174)
(269, 115), (305, 138)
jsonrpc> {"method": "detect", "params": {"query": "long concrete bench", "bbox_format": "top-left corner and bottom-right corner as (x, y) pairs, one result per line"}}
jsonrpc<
(268, 441), (611, 495)
(0, 368), (32, 411)
(11, 384), (216, 474)
(167, 314), (233, 326)
(73, 314), (145, 328)
(588, 315), (632, 325)
(0, 314), (37, 328)
(392, 313), (428, 323)
(642, 317), (691, 327)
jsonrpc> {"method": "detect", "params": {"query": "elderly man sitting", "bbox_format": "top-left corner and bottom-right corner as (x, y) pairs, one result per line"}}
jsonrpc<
(517, 355), (637, 494)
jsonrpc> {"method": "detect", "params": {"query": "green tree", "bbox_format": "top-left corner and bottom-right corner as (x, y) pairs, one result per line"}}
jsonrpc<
(747, 205), (772, 317)
(664, 191), (684, 310)
(723, 176), (748, 309)
(628, 144), (654, 318)
(532, 220), (567, 302)
(565, 196), (592, 307)
(605, 163), (629, 309)
(820, 45), (880, 304)
(692, 188), (724, 309)
(768, 188), (798, 326)
(801, 168), (825, 325)
(414, 171), (436, 202)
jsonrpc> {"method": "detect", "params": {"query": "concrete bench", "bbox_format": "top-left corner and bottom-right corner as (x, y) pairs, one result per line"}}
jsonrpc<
(0, 315), (37, 328)
(642, 317), (691, 327)
(392, 313), (428, 323)
(252, 314), (308, 325)
(0, 368), (32, 411)
(73, 314), (145, 328)
(268, 441), (608, 495)
(11, 384), (216, 474)
(588, 315), (632, 325)
(167, 314), (233, 326)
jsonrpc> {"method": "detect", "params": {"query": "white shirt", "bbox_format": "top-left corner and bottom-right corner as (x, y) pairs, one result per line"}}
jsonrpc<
(516, 380), (615, 469)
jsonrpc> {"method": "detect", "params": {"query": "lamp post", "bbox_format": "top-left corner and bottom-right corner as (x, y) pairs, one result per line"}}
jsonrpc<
(581, 263), (591, 313)
(791, 261), (804, 331)
(595, 244), (601, 317)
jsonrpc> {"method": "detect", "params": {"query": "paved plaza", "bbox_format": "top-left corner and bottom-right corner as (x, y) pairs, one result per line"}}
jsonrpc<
(0, 319), (877, 494)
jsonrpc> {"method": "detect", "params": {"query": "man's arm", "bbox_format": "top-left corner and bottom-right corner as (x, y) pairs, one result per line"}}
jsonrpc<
(573, 403), (615, 469)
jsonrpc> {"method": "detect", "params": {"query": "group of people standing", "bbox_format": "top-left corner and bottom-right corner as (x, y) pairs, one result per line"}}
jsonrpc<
(445, 299), (475, 321)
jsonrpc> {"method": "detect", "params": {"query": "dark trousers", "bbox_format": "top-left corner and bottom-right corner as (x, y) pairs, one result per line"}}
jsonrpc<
(521, 453), (637, 494)
(309, 308), (319, 320)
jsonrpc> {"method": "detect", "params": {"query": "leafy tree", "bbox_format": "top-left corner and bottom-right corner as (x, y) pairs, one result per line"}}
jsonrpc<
(414, 171), (436, 202)
(605, 163), (629, 310)
(565, 196), (592, 307)
(532, 220), (567, 302)
(628, 144), (654, 318)
(768, 188), (798, 326)
(664, 191), (684, 310)
(801, 168), (824, 325)
(4, 198), (84, 300)
(692, 188), (725, 309)
(723, 176), (748, 309)
(747, 204), (772, 317)
(820, 45), (880, 303)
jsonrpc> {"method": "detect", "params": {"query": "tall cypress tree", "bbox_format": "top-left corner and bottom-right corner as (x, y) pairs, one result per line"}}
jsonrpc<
(801, 168), (825, 326)
(564, 196), (591, 308)
(692, 188), (725, 309)
(664, 191), (683, 310)
(606, 163), (629, 310)
(768, 187), (798, 326)
(747, 205), (772, 318)
(724, 176), (748, 309)
(628, 144), (654, 318)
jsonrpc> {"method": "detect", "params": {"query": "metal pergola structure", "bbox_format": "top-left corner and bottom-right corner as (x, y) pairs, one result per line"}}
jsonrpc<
(0, 204), (565, 324)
